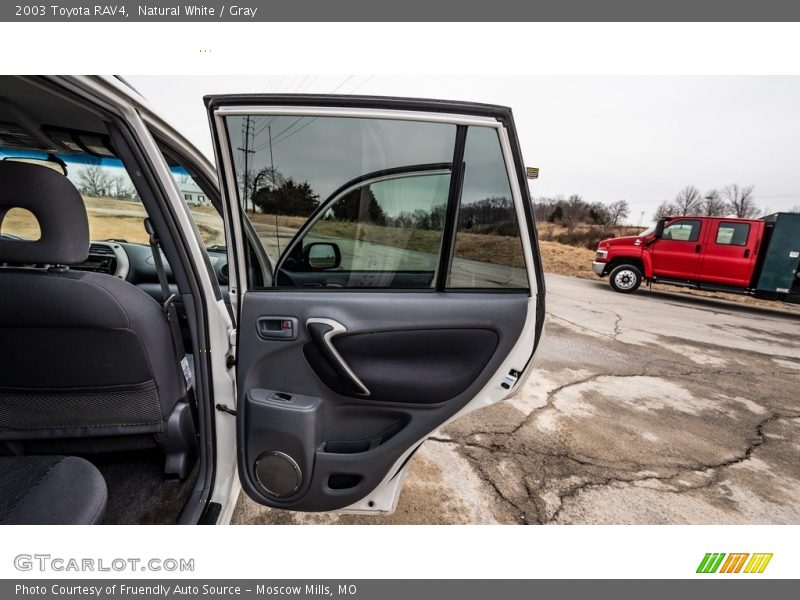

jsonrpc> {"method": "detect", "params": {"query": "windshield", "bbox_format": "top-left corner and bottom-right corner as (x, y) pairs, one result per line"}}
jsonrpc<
(168, 165), (225, 250)
(0, 150), (223, 249)
(639, 224), (656, 237)
(0, 151), (149, 243)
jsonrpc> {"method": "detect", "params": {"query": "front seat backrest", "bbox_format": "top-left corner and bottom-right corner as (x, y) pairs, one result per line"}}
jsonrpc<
(0, 162), (192, 476)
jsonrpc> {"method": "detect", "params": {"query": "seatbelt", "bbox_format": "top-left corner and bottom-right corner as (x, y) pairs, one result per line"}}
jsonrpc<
(144, 218), (193, 392)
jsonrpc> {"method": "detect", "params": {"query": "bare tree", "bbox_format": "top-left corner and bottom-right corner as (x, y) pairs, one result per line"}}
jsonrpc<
(673, 185), (703, 215)
(562, 194), (588, 230)
(76, 165), (110, 197)
(790, 205), (800, 214)
(701, 189), (728, 216)
(607, 200), (630, 226)
(588, 201), (610, 225)
(108, 174), (137, 200)
(654, 200), (676, 220)
(531, 197), (555, 222)
(723, 184), (758, 218)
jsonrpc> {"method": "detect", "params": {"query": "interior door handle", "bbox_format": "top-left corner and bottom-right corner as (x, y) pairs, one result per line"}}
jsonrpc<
(306, 318), (370, 397)
(257, 316), (298, 340)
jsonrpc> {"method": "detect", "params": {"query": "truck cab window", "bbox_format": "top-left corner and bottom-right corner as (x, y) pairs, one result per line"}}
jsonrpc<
(716, 222), (750, 246)
(662, 220), (701, 242)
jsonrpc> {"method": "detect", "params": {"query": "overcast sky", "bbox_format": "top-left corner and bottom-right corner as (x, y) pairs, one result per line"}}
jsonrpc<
(130, 76), (800, 225)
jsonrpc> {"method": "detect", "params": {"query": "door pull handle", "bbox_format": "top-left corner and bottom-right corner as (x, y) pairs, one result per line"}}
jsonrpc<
(306, 318), (370, 397)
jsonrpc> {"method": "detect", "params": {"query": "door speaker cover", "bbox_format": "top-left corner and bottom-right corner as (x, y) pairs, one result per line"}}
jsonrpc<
(254, 451), (302, 498)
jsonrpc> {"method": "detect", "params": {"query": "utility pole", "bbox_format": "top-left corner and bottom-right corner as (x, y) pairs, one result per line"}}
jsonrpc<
(268, 125), (275, 183)
(268, 125), (280, 254)
(237, 116), (255, 213)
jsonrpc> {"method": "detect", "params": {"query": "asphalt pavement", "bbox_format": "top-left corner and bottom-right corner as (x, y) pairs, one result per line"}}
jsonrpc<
(234, 273), (800, 524)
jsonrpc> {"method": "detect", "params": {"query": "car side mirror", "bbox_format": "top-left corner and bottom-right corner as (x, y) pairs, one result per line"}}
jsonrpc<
(303, 242), (341, 270)
(654, 219), (666, 239)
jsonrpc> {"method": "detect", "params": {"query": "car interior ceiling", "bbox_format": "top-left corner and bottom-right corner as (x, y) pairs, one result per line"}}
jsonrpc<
(0, 77), (209, 524)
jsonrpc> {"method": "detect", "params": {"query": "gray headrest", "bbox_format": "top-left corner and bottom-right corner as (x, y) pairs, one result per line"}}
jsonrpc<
(0, 161), (89, 264)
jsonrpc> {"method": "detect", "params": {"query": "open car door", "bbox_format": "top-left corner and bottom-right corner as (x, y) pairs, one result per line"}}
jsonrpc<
(207, 95), (545, 513)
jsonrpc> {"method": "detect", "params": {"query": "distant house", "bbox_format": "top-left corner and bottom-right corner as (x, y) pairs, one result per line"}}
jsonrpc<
(179, 179), (210, 207)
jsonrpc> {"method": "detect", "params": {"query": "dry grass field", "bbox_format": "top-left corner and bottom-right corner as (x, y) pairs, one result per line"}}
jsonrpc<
(4, 201), (792, 309)
(5, 196), (224, 247)
(248, 211), (526, 268)
(538, 239), (597, 277)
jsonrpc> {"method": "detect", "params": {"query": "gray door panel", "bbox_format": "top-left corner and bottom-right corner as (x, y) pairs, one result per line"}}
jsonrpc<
(236, 291), (527, 511)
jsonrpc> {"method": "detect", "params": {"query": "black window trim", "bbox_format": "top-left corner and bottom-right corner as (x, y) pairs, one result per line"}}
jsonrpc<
(436, 125), (467, 291)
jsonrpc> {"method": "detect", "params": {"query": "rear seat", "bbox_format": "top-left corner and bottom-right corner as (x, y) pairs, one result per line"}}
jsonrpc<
(0, 455), (107, 524)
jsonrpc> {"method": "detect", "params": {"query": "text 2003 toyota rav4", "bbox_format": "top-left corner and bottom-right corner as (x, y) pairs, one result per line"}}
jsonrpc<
(0, 76), (544, 524)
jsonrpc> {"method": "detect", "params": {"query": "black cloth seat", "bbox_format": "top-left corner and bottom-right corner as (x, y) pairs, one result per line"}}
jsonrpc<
(0, 161), (195, 478)
(0, 266), (186, 438)
(0, 455), (107, 524)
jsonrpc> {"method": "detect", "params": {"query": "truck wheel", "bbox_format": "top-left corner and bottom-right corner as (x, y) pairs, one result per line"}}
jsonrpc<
(609, 264), (642, 293)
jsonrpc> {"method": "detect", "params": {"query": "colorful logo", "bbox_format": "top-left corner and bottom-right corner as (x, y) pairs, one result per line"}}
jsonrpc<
(696, 553), (773, 574)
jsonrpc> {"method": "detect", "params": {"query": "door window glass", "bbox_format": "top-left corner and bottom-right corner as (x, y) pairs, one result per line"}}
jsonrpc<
(223, 115), (530, 291)
(279, 169), (451, 287)
(447, 126), (528, 289)
(225, 115), (456, 288)
(662, 220), (701, 242)
(226, 115), (456, 262)
(716, 222), (750, 246)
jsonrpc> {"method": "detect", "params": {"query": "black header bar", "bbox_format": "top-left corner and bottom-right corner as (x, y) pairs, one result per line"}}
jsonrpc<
(4, 0), (800, 22)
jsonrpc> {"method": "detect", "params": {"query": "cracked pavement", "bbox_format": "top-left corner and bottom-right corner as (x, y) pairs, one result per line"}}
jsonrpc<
(233, 273), (800, 525)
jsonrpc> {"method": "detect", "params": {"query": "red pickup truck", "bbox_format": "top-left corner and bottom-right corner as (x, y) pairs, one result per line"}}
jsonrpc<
(592, 213), (800, 305)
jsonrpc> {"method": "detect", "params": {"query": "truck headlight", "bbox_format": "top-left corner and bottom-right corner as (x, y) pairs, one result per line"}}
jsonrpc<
(595, 249), (608, 260)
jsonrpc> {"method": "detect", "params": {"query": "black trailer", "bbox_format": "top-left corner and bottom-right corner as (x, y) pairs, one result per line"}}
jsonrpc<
(753, 212), (800, 304)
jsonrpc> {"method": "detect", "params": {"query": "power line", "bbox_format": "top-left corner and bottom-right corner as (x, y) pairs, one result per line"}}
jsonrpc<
(260, 76), (276, 93)
(240, 75), (366, 185)
(298, 75), (317, 93)
(253, 115), (278, 138)
(259, 75), (357, 150)
(330, 75), (354, 94)
(348, 75), (374, 94)
(271, 117), (317, 147)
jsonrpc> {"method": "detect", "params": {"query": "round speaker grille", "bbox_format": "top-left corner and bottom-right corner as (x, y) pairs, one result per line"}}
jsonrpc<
(253, 451), (302, 498)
